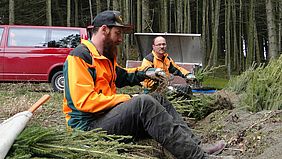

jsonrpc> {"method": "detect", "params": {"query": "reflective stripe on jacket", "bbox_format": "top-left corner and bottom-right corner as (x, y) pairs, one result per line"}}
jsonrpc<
(141, 51), (190, 89)
(63, 39), (146, 130)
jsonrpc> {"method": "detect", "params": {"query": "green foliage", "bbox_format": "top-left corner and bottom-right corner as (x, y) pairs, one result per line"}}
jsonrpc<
(194, 65), (228, 89)
(167, 93), (233, 120)
(194, 65), (226, 82)
(226, 64), (258, 93)
(6, 126), (153, 159)
(226, 55), (282, 112)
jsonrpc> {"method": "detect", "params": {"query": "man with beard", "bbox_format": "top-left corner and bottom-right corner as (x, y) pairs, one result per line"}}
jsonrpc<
(63, 10), (226, 159)
(141, 36), (196, 94)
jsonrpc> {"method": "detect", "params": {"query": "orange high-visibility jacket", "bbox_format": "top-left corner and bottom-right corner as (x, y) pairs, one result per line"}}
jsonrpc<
(63, 39), (146, 130)
(141, 51), (190, 89)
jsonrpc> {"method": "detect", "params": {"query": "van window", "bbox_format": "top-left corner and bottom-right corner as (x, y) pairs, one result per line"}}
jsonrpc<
(49, 29), (80, 48)
(0, 28), (3, 43)
(8, 28), (48, 47)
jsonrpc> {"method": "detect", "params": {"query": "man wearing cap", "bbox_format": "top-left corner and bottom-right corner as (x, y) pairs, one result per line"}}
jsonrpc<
(63, 10), (225, 159)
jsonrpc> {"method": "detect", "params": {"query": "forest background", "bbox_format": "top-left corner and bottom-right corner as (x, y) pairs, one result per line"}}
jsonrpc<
(1, 1), (282, 158)
(0, 0), (281, 77)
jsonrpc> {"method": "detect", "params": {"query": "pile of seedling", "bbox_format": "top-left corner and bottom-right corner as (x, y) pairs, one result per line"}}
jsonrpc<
(152, 65), (233, 121)
(226, 55), (282, 112)
(167, 92), (233, 120)
(6, 126), (153, 159)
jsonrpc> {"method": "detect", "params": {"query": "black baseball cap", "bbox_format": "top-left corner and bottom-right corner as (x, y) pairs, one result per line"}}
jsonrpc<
(89, 10), (133, 33)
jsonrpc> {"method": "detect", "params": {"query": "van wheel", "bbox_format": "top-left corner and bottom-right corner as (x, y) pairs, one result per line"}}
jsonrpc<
(51, 71), (64, 92)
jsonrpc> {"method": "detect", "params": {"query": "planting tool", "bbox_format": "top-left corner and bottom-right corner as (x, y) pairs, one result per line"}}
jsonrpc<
(0, 94), (50, 159)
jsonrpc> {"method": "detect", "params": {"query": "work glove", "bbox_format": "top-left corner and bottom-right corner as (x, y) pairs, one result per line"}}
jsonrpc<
(185, 73), (196, 83)
(129, 94), (140, 98)
(145, 68), (166, 81)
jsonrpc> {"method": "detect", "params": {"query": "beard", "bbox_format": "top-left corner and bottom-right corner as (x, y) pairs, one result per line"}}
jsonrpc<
(103, 34), (117, 59)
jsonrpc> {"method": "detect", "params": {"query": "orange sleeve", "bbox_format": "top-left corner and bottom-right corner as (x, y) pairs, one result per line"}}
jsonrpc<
(169, 58), (190, 76)
(66, 56), (130, 113)
(141, 58), (153, 70)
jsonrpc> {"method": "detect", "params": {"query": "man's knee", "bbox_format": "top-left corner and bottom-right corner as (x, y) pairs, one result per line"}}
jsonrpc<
(133, 94), (165, 112)
(134, 94), (155, 103)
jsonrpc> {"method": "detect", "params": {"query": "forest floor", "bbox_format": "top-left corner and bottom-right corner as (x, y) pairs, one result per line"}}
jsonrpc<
(0, 83), (281, 159)
(194, 91), (282, 159)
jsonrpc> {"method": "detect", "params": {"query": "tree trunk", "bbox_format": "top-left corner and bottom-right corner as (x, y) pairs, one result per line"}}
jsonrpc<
(137, 0), (141, 32)
(169, 0), (174, 32)
(113, 0), (119, 10)
(125, 0), (130, 61)
(201, 0), (208, 66)
(176, 0), (183, 33)
(225, 0), (231, 78)
(265, 0), (278, 59)
(184, 0), (191, 33)
(279, 1), (282, 53)
(9, 0), (15, 24)
(107, 0), (111, 10)
(96, 0), (101, 14)
(142, 0), (150, 32)
(89, 0), (93, 24)
(246, 0), (255, 68)
(196, 0), (199, 33)
(207, 0), (220, 68)
(67, 0), (71, 26)
(232, 0), (238, 72)
(254, 24), (261, 63)
(238, 0), (244, 72)
(205, 1), (211, 63)
(162, 0), (168, 32)
(74, 0), (79, 26)
(46, 0), (52, 26)
(54, 0), (64, 26)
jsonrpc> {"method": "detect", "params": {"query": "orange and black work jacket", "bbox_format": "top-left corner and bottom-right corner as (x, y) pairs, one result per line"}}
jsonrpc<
(63, 39), (147, 130)
(141, 51), (190, 89)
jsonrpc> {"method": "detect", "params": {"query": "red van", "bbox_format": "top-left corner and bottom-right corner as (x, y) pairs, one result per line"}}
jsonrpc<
(0, 25), (88, 91)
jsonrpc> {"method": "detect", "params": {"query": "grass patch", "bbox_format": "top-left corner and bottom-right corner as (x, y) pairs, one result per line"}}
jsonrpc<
(202, 76), (229, 90)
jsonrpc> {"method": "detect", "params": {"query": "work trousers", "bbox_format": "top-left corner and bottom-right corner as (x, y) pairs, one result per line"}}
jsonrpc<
(87, 93), (207, 159)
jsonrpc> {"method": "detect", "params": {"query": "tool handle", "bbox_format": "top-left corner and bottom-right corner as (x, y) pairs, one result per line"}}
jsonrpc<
(28, 94), (51, 113)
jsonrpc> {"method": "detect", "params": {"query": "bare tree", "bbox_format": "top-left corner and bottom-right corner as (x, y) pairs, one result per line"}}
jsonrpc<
(207, 0), (220, 68)
(279, 1), (282, 53)
(74, 0), (79, 26)
(142, 0), (150, 32)
(107, 0), (111, 10)
(196, 0), (199, 33)
(176, 0), (183, 33)
(183, 0), (191, 33)
(238, 0), (244, 72)
(9, 0), (14, 24)
(125, 0), (130, 60)
(201, 0), (208, 66)
(266, 0), (279, 59)
(225, 0), (231, 78)
(137, 0), (141, 32)
(89, 0), (93, 24)
(232, 0), (239, 73)
(96, 0), (101, 14)
(113, 0), (119, 10)
(246, 0), (255, 68)
(46, 0), (52, 26)
(67, 0), (71, 26)
(163, 0), (168, 32)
